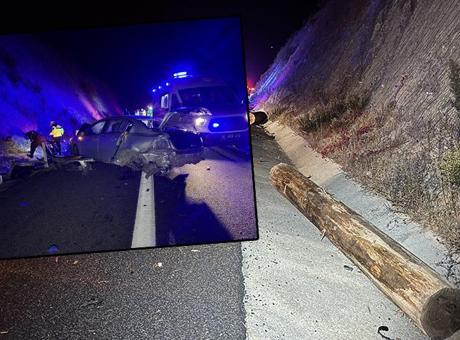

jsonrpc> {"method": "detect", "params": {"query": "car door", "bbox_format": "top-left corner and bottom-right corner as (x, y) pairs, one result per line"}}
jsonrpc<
(97, 119), (129, 162)
(78, 120), (106, 159)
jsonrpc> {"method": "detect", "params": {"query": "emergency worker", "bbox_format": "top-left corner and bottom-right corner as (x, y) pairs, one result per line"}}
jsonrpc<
(49, 121), (64, 155)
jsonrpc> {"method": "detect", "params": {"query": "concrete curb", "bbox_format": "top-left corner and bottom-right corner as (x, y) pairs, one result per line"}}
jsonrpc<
(264, 121), (459, 286)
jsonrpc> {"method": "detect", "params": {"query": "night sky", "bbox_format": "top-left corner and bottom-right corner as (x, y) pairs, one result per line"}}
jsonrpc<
(0, 0), (322, 109)
(33, 18), (246, 111)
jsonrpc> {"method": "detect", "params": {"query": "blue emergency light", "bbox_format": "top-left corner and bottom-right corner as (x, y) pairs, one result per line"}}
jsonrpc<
(212, 122), (220, 128)
(173, 71), (188, 79)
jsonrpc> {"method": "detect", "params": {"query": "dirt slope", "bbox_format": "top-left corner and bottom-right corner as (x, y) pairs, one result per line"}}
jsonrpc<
(252, 0), (460, 252)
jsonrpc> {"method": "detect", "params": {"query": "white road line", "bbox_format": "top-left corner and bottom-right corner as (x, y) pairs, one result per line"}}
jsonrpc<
(131, 172), (156, 248)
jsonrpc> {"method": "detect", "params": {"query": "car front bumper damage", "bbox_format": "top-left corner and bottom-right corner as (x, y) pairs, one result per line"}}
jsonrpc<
(113, 147), (203, 178)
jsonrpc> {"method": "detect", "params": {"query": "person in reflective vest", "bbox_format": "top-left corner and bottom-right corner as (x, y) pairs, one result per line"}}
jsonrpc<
(49, 121), (64, 155)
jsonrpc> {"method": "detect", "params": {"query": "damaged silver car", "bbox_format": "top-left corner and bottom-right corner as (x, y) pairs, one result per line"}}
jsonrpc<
(70, 113), (203, 177)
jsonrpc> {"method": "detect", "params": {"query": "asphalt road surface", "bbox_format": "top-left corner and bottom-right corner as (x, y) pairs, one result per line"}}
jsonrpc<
(0, 128), (430, 339)
(154, 146), (256, 247)
(0, 145), (257, 259)
(0, 163), (140, 258)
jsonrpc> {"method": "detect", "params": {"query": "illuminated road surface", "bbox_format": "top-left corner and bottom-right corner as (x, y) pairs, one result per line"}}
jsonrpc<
(0, 145), (256, 258)
(152, 146), (256, 247)
(0, 128), (427, 339)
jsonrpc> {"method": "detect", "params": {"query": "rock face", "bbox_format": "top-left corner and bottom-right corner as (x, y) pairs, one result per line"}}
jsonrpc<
(253, 0), (459, 126)
(0, 35), (122, 138)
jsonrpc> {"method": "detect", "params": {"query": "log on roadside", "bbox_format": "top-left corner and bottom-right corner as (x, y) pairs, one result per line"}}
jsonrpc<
(249, 111), (268, 125)
(270, 163), (460, 340)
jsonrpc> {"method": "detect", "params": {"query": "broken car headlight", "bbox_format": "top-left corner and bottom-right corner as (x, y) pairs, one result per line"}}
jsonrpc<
(151, 135), (171, 150)
(194, 117), (207, 128)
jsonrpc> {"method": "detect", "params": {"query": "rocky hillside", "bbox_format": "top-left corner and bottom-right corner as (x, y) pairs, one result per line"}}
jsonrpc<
(253, 0), (460, 251)
(0, 34), (122, 138)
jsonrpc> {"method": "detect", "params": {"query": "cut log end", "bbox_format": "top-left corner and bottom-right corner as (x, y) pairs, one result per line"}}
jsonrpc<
(250, 111), (268, 125)
(421, 287), (460, 339)
(270, 162), (460, 340)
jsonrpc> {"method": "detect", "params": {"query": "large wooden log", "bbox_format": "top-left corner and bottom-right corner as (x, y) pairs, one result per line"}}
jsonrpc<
(270, 163), (460, 339)
(249, 111), (268, 125)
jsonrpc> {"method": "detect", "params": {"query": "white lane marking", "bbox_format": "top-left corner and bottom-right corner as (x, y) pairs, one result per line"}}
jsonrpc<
(131, 172), (156, 248)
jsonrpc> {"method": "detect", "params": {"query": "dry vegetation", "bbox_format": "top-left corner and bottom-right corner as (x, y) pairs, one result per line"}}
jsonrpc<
(268, 60), (460, 253)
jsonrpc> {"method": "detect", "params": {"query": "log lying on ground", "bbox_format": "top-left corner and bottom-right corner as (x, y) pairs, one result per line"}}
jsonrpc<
(270, 163), (460, 340)
(249, 111), (268, 125)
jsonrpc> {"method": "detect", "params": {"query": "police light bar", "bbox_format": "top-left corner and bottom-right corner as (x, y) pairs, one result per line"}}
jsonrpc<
(173, 71), (188, 79)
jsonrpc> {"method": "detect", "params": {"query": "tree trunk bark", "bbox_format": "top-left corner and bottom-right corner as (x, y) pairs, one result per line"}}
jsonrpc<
(270, 163), (460, 340)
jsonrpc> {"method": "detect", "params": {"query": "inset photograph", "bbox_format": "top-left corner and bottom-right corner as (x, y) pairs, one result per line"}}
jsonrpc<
(0, 17), (257, 259)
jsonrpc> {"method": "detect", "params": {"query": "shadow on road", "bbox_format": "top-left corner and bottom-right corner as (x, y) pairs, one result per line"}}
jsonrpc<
(0, 163), (140, 259)
(154, 174), (232, 246)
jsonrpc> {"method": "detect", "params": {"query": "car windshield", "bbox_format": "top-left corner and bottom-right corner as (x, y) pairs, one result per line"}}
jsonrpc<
(178, 86), (238, 107)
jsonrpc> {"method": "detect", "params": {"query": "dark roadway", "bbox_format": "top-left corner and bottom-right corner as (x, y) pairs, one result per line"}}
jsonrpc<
(0, 146), (256, 259)
(0, 102), (432, 339)
(0, 138), (260, 339)
(0, 245), (246, 339)
(0, 163), (140, 259)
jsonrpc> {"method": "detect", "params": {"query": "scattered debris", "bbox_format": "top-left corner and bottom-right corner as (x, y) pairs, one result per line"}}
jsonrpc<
(72, 260), (79, 265)
(154, 262), (163, 268)
(206, 166), (211, 171)
(80, 297), (103, 308)
(377, 326), (394, 340)
(0, 330), (9, 335)
(320, 229), (326, 240)
(191, 249), (200, 253)
(344, 264), (354, 271)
